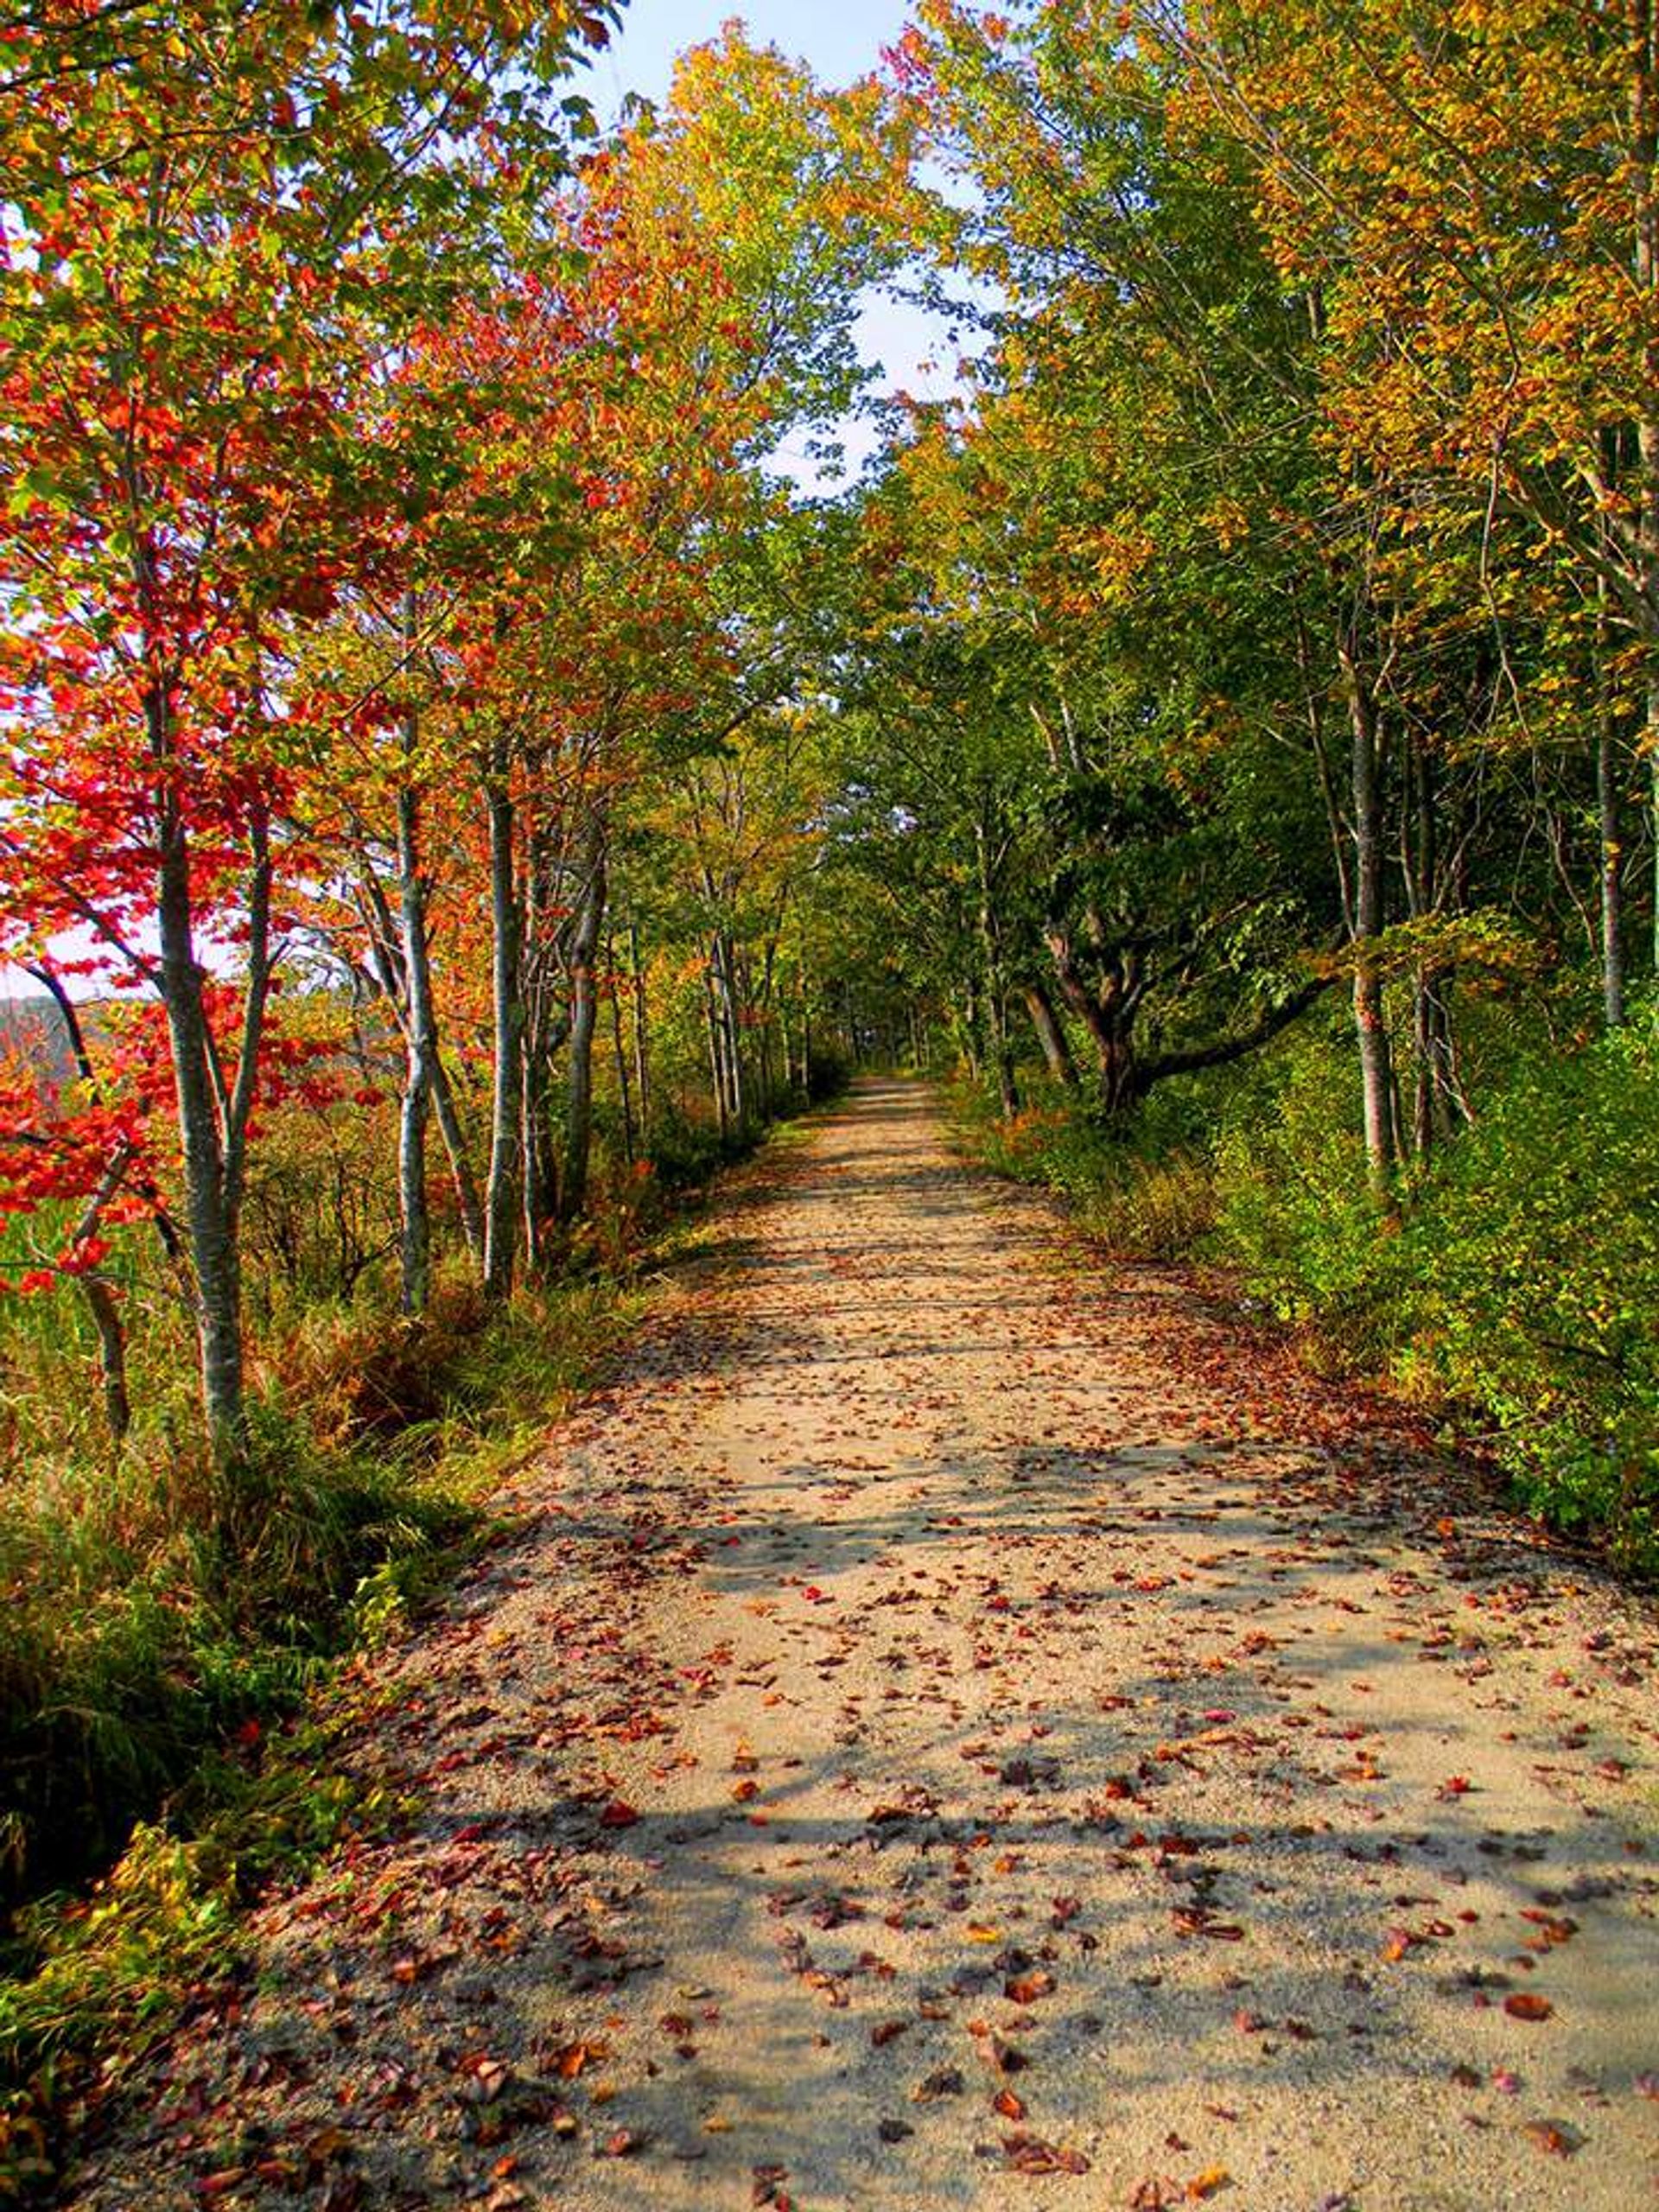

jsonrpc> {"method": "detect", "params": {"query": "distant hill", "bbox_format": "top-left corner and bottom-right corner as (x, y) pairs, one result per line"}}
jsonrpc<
(0, 995), (79, 1093)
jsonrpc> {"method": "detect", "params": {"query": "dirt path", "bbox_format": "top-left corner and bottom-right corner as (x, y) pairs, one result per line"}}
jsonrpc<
(73, 1081), (1659, 2210)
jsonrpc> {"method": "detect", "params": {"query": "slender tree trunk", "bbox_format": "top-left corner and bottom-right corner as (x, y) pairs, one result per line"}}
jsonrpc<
(84, 1275), (130, 1444)
(975, 817), (1020, 1118)
(958, 977), (983, 1082)
(430, 1058), (484, 1257)
(712, 932), (747, 1128)
(153, 685), (245, 1457)
(987, 989), (1020, 1119)
(610, 937), (636, 1165)
(520, 1040), (546, 1274)
(1597, 582), (1627, 1028)
(396, 766), (433, 1314)
(629, 918), (651, 1142)
(483, 763), (522, 1298)
(1338, 633), (1398, 1193)
(1022, 981), (1078, 1090)
(704, 969), (728, 1139)
(559, 842), (607, 1224)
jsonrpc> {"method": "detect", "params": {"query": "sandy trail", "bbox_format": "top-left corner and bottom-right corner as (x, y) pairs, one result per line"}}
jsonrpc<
(73, 1081), (1658, 2210)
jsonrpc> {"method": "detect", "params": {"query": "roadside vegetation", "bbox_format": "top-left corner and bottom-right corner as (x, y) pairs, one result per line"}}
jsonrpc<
(950, 990), (1659, 1573)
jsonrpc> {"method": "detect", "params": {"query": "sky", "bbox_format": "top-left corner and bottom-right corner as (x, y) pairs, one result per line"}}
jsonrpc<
(588, 0), (971, 481)
(591, 0), (916, 120)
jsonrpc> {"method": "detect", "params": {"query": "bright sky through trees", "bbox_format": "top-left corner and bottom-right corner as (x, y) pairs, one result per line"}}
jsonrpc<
(598, 2), (971, 481)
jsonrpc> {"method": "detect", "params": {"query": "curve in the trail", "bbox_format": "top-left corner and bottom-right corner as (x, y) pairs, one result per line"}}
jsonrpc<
(73, 1080), (1659, 2211)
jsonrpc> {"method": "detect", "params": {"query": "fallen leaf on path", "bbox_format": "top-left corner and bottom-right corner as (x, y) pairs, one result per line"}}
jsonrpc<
(1522, 2120), (1581, 2156)
(1504, 1994), (1554, 2022)
(912, 2069), (964, 2101)
(1001, 2132), (1090, 2175)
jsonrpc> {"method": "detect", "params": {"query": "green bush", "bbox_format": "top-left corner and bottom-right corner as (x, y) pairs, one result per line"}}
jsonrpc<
(1395, 1014), (1659, 1559)
(1209, 1022), (1410, 1368)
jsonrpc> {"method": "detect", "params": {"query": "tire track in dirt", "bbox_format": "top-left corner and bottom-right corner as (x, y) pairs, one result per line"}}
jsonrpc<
(71, 1079), (1659, 2210)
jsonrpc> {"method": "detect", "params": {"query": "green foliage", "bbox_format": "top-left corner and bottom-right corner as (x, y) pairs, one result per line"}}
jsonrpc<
(1396, 1015), (1659, 1561)
(1209, 1022), (1409, 1367)
(950, 1078), (1219, 1260)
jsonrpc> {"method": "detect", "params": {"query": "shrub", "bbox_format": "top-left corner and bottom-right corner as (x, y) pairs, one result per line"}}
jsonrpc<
(1397, 1013), (1659, 1561)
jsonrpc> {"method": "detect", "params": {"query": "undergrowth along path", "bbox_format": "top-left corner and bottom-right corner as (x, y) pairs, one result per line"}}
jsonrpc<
(73, 1080), (1658, 2209)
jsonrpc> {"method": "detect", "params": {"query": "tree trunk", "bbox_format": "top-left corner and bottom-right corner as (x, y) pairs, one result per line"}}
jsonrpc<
(704, 969), (728, 1140)
(975, 817), (1020, 1119)
(712, 932), (747, 1128)
(1597, 582), (1627, 1027)
(483, 763), (522, 1298)
(1044, 929), (1141, 1114)
(609, 933), (636, 1164)
(559, 842), (607, 1224)
(1338, 632), (1398, 1193)
(153, 676), (245, 1458)
(396, 767), (433, 1314)
(629, 918), (651, 1143)
(430, 1057), (484, 1257)
(988, 990), (1020, 1119)
(1022, 982), (1079, 1090)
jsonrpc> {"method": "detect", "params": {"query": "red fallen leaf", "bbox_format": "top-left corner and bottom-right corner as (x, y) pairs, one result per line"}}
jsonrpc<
(1504, 1994), (1554, 2022)
(871, 2019), (909, 2047)
(600, 2128), (644, 2157)
(732, 1779), (760, 1802)
(193, 2175), (248, 2201)
(1129, 2183), (1182, 2210)
(1437, 1775), (1472, 1798)
(1005, 1970), (1055, 2004)
(1173, 1909), (1244, 1942)
(1519, 1910), (1578, 1947)
(993, 2088), (1027, 2121)
(1522, 2120), (1581, 2156)
(1001, 2132), (1090, 2175)
(599, 1800), (639, 1828)
(551, 2039), (608, 2078)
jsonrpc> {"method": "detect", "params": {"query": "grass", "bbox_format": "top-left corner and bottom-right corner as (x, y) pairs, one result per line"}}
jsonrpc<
(0, 1267), (654, 2201)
